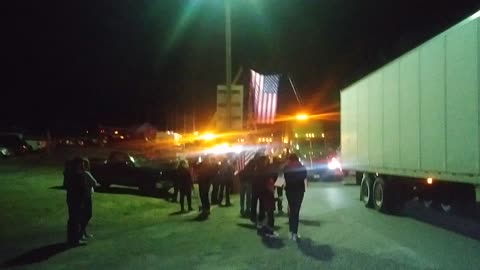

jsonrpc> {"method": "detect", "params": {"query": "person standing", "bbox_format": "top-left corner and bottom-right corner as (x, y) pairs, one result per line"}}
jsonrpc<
(250, 154), (265, 228)
(284, 153), (307, 241)
(176, 160), (193, 212)
(272, 157), (285, 215)
(258, 156), (279, 237)
(210, 162), (221, 205)
(80, 158), (98, 240)
(218, 158), (234, 206)
(64, 158), (87, 245)
(196, 156), (218, 218)
(239, 159), (254, 217)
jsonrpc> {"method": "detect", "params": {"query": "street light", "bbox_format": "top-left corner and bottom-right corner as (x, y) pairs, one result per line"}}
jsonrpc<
(295, 113), (309, 121)
(225, 0), (232, 129)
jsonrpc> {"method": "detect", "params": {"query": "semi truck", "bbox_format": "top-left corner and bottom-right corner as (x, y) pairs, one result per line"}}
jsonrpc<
(341, 10), (480, 214)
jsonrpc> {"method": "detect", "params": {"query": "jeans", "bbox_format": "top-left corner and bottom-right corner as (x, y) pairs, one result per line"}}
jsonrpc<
(211, 182), (220, 204)
(286, 191), (304, 234)
(81, 195), (92, 234)
(67, 199), (82, 243)
(198, 179), (211, 212)
(276, 187), (284, 212)
(239, 182), (252, 213)
(219, 181), (232, 205)
(250, 189), (265, 223)
(180, 188), (192, 210)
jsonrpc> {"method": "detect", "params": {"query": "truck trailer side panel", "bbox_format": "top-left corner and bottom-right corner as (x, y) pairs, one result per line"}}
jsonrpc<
(341, 14), (480, 184)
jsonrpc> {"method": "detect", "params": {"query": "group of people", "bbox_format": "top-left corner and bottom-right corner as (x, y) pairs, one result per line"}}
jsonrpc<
(238, 152), (307, 240)
(170, 156), (235, 215)
(64, 157), (98, 246)
(170, 151), (308, 241)
(63, 151), (307, 244)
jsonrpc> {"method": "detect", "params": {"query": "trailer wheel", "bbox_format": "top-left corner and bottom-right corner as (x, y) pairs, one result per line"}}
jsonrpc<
(360, 174), (373, 208)
(373, 177), (387, 212)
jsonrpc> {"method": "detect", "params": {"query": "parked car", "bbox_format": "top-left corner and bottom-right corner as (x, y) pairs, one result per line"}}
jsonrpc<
(89, 151), (176, 193)
(0, 134), (30, 157)
(307, 151), (344, 181)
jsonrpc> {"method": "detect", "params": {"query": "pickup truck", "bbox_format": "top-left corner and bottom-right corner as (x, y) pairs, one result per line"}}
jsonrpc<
(90, 151), (176, 194)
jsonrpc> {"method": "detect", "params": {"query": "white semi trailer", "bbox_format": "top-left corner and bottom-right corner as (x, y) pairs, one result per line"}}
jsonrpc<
(341, 10), (480, 214)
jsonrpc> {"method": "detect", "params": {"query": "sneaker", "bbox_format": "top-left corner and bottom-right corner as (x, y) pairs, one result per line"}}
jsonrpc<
(256, 223), (263, 229)
(69, 239), (88, 246)
(292, 233), (301, 241)
(82, 232), (93, 239)
(265, 231), (280, 238)
(289, 232), (293, 240)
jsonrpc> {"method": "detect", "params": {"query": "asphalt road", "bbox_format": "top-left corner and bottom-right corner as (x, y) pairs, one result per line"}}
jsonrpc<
(2, 161), (480, 270)
(294, 178), (480, 269)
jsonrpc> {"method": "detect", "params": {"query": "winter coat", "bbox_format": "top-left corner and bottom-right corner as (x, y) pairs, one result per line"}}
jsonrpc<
(283, 161), (307, 193)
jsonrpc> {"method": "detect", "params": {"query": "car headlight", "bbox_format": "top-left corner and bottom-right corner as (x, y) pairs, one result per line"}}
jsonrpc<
(1, 147), (10, 156)
(327, 157), (342, 171)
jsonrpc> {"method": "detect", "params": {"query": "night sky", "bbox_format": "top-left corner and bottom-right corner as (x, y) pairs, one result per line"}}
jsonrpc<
(2, 0), (479, 132)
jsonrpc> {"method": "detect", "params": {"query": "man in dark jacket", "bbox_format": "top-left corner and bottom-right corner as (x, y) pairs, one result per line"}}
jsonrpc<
(176, 160), (193, 212)
(218, 158), (234, 206)
(284, 153), (307, 241)
(258, 156), (279, 237)
(250, 154), (265, 227)
(239, 159), (254, 217)
(196, 156), (218, 218)
(64, 158), (87, 245)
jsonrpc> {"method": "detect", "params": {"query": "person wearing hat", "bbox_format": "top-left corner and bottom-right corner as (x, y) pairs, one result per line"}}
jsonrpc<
(283, 153), (307, 241)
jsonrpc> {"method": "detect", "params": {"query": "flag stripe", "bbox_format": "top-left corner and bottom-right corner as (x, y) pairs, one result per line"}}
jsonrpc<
(250, 70), (280, 124)
(235, 151), (255, 175)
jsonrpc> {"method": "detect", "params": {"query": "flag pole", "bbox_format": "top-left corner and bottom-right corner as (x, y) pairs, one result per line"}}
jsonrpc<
(288, 75), (303, 106)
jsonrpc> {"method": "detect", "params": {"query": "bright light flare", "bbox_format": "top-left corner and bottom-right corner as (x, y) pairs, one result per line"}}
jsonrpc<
(205, 143), (243, 155)
(296, 114), (309, 121)
(200, 133), (217, 141)
(426, 177), (433, 185)
(328, 157), (342, 171)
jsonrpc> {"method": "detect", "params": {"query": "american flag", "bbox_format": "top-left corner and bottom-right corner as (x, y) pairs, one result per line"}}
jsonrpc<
(250, 70), (280, 124)
(234, 151), (255, 175)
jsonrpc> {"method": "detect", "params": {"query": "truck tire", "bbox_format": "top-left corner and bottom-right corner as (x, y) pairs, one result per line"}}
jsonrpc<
(373, 176), (407, 214)
(360, 173), (373, 208)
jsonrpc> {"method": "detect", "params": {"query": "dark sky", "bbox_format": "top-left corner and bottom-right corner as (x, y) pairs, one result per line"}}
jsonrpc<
(2, 0), (479, 131)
